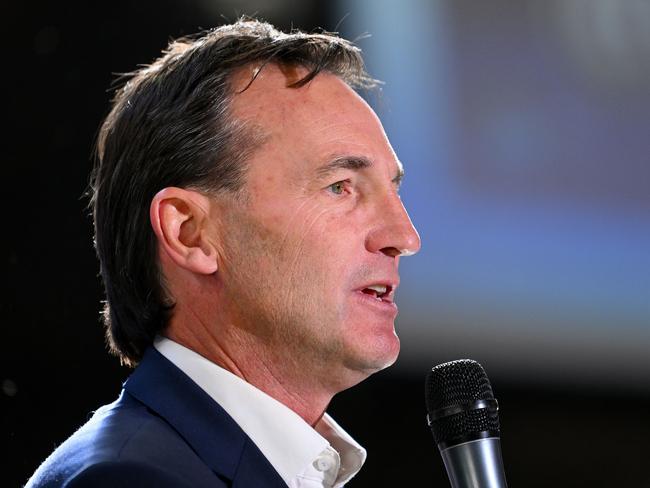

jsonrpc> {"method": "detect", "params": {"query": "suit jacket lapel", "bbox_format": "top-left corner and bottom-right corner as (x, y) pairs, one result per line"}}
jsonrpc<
(124, 347), (287, 487)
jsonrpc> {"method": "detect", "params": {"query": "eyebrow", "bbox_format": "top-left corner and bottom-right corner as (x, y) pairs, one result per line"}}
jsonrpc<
(315, 155), (405, 187)
(315, 156), (372, 177)
(393, 164), (405, 188)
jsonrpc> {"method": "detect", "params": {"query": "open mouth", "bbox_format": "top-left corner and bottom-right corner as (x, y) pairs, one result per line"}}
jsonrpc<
(360, 284), (393, 302)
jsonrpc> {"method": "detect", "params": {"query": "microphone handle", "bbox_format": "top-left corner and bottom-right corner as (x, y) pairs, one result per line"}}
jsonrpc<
(439, 437), (507, 488)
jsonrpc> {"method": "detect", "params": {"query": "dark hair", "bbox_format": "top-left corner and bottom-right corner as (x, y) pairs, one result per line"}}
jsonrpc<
(90, 18), (377, 367)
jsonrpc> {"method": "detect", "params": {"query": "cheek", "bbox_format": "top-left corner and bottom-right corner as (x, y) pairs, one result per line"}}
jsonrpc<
(286, 211), (360, 291)
(221, 208), (284, 286)
(228, 198), (362, 299)
(285, 206), (350, 256)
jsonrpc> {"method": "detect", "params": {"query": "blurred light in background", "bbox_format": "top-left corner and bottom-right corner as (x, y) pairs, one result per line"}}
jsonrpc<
(336, 0), (650, 389)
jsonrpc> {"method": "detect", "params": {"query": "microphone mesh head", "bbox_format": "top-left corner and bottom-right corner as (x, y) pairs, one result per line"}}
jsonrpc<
(425, 359), (500, 445)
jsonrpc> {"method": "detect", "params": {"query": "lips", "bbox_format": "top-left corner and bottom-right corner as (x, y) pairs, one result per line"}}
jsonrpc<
(360, 284), (393, 301)
(355, 278), (399, 305)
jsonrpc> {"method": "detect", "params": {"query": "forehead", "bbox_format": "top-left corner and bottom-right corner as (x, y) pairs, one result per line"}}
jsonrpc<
(229, 64), (396, 165)
(230, 63), (366, 120)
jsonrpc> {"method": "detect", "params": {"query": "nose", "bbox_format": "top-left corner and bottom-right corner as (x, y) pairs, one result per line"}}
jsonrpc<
(365, 190), (421, 258)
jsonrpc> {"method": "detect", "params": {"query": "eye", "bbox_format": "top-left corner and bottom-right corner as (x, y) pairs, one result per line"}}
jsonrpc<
(327, 180), (348, 195)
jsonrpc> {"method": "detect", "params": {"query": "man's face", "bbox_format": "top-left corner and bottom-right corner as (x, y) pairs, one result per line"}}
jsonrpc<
(214, 65), (420, 386)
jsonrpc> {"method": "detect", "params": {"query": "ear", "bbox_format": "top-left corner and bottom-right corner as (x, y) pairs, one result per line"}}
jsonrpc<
(150, 187), (219, 275)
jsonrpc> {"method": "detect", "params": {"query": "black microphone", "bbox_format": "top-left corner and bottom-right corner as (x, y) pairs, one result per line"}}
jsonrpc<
(425, 359), (507, 488)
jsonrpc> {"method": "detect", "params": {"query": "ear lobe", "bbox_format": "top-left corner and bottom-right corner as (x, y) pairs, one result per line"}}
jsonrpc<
(150, 187), (219, 275)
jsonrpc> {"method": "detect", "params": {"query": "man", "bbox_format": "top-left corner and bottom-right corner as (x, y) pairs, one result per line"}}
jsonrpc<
(27, 18), (420, 488)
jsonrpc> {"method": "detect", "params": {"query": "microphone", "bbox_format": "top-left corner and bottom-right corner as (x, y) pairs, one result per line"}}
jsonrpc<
(425, 359), (507, 488)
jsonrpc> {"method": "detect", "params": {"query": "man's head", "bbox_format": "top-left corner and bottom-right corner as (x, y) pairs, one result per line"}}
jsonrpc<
(92, 19), (419, 381)
(193, 65), (421, 390)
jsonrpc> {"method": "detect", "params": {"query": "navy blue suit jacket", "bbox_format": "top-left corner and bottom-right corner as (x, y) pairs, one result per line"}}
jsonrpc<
(26, 347), (288, 487)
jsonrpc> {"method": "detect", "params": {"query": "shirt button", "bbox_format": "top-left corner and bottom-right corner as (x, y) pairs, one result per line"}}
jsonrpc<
(314, 456), (334, 472)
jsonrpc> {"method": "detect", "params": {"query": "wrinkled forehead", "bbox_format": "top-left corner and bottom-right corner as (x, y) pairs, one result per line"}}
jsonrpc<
(227, 63), (402, 187)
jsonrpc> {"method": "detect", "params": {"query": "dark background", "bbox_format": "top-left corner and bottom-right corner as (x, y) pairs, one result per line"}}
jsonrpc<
(3, 1), (650, 487)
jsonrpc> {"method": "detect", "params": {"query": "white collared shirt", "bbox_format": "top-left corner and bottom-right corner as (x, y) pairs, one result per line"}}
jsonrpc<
(154, 337), (366, 488)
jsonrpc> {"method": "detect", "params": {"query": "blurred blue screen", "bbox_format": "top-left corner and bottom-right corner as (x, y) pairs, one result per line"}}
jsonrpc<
(339, 0), (650, 388)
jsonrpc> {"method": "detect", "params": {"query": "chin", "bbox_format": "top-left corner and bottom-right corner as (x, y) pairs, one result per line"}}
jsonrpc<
(345, 333), (401, 375)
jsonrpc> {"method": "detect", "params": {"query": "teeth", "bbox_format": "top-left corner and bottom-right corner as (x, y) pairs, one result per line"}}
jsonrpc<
(367, 285), (387, 294)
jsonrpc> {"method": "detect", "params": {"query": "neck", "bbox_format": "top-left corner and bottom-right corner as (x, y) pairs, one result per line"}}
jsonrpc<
(164, 314), (337, 426)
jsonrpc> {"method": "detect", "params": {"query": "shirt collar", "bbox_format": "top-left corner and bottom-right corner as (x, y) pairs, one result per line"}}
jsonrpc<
(154, 336), (366, 487)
